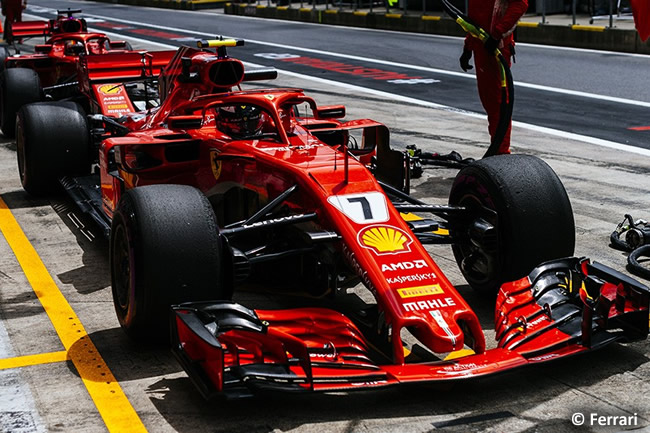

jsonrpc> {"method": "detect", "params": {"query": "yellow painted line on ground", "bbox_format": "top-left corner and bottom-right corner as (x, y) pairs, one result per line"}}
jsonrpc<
(421, 15), (441, 21)
(386, 13), (402, 18)
(354, 11), (368, 16)
(0, 351), (68, 370)
(299, 7), (313, 12)
(256, 4), (266, 8)
(572, 24), (605, 32)
(277, 5), (289, 10)
(0, 197), (146, 433)
(517, 21), (539, 28)
(324, 9), (338, 13)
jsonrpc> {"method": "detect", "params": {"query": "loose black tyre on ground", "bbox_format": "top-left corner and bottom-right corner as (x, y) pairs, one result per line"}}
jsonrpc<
(0, 68), (41, 137)
(110, 185), (228, 340)
(16, 101), (90, 196)
(449, 154), (575, 293)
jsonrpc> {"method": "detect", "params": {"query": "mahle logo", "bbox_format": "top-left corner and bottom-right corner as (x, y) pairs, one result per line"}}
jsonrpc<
(358, 225), (412, 255)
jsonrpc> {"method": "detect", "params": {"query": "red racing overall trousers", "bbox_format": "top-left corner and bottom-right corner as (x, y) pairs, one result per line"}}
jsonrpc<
(464, 0), (527, 155)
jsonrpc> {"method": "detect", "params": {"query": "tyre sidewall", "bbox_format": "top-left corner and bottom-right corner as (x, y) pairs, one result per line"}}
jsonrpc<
(17, 102), (90, 195)
(1, 68), (42, 138)
(110, 185), (226, 340)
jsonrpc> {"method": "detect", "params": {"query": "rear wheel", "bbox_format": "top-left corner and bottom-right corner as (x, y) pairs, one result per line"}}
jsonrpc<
(1, 68), (41, 137)
(0, 45), (9, 72)
(449, 154), (575, 292)
(16, 101), (90, 196)
(110, 185), (228, 340)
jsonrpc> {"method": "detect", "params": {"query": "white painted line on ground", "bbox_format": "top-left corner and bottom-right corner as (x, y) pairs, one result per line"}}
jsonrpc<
(78, 12), (650, 108)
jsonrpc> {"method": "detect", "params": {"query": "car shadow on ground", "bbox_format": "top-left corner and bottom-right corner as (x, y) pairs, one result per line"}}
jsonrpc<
(1, 189), (50, 209)
(66, 327), (185, 381)
(48, 195), (111, 295)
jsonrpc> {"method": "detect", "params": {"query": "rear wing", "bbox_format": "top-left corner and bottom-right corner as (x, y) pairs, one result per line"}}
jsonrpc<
(79, 50), (176, 84)
(9, 21), (51, 39)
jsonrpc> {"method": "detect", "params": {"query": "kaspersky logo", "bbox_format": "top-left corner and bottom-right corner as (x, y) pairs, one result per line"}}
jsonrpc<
(358, 225), (413, 255)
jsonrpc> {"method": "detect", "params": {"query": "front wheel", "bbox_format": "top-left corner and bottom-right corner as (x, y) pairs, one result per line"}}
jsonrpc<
(110, 185), (229, 340)
(449, 155), (575, 292)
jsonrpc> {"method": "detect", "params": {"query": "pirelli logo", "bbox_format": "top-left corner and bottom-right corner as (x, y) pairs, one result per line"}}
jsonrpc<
(397, 284), (443, 299)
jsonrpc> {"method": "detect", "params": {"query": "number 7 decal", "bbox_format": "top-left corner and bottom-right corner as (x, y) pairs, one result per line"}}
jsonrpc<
(328, 192), (389, 224)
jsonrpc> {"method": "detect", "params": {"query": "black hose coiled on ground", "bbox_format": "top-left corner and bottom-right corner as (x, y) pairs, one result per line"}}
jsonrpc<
(610, 214), (650, 280)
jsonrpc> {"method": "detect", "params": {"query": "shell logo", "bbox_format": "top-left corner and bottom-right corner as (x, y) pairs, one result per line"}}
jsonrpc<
(98, 84), (121, 95)
(358, 225), (412, 255)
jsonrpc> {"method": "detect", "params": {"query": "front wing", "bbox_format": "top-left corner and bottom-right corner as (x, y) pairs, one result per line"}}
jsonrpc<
(171, 258), (649, 399)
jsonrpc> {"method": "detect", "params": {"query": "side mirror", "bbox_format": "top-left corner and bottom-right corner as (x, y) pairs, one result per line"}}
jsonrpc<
(168, 115), (203, 130)
(109, 41), (129, 50)
(315, 105), (345, 119)
(35, 44), (52, 54)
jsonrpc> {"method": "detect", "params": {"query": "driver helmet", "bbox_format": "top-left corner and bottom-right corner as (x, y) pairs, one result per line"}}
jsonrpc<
(216, 105), (264, 138)
(64, 40), (84, 56)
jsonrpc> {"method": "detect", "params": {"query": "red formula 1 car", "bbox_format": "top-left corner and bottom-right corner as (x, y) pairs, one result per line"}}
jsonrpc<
(4, 8), (96, 45)
(17, 40), (649, 399)
(0, 9), (147, 137)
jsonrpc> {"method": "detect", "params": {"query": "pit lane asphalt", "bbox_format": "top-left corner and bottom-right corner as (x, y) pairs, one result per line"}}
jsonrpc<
(24, 0), (650, 151)
(0, 11), (649, 433)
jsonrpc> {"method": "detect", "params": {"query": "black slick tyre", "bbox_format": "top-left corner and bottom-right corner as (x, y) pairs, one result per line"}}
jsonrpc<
(0, 45), (9, 73)
(16, 102), (90, 196)
(110, 185), (227, 341)
(1, 68), (41, 137)
(449, 154), (575, 293)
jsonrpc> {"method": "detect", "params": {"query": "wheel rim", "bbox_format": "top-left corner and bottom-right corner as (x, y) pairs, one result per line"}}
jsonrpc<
(455, 193), (501, 287)
(112, 224), (133, 312)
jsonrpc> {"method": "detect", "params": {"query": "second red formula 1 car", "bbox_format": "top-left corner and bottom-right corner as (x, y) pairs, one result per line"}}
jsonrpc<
(17, 40), (649, 399)
(0, 9), (147, 138)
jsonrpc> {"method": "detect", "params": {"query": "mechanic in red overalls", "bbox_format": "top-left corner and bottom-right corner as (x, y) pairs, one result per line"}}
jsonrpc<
(459, 0), (528, 155)
(2, 0), (27, 42)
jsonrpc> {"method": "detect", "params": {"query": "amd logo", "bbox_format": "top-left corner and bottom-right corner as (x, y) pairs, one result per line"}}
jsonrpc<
(381, 260), (428, 272)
